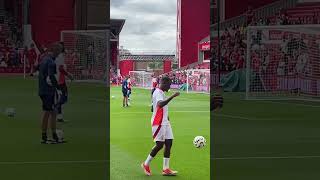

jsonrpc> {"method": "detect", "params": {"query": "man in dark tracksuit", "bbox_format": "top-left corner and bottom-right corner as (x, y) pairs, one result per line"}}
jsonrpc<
(122, 76), (129, 107)
(38, 43), (62, 144)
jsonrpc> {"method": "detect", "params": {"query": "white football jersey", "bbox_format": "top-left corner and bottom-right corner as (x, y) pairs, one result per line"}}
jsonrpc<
(151, 88), (169, 126)
(55, 53), (66, 79)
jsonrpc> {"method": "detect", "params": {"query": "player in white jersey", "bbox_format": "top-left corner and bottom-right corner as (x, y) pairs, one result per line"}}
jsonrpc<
(296, 49), (308, 74)
(150, 75), (158, 112)
(55, 42), (73, 122)
(141, 76), (180, 176)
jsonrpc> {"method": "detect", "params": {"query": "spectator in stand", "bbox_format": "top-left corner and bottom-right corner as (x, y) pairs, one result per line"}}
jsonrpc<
(246, 6), (254, 25)
(28, 43), (37, 76)
(316, 8), (320, 24)
(257, 18), (265, 26)
(297, 17), (303, 24)
(12, 47), (19, 67)
(236, 50), (245, 69)
(280, 35), (288, 55)
(304, 16), (308, 24)
(251, 51), (261, 73)
(0, 57), (7, 67)
(313, 13), (318, 24)
(276, 14), (282, 25)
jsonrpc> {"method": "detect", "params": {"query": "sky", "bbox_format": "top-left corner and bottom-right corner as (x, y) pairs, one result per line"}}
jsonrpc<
(110, 0), (177, 53)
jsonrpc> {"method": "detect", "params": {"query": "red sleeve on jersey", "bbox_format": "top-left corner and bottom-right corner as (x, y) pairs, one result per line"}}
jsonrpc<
(152, 107), (163, 126)
(59, 65), (67, 75)
(153, 82), (157, 88)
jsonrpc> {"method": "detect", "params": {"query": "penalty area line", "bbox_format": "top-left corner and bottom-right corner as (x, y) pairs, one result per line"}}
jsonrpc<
(213, 155), (320, 160)
(0, 160), (108, 165)
(111, 111), (209, 115)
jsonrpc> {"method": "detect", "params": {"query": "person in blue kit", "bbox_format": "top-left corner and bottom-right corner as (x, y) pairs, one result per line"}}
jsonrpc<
(122, 76), (129, 107)
(38, 43), (63, 144)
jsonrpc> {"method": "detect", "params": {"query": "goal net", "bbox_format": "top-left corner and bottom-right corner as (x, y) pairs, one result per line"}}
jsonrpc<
(186, 69), (210, 93)
(129, 71), (154, 88)
(246, 25), (320, 101)
(61, 30), (109, 83)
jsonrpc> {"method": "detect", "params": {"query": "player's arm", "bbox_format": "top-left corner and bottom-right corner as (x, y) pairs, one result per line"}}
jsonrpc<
(48, 61), (58, 87)
(59, 65), (74, 80)
(157, 92), (180, 108)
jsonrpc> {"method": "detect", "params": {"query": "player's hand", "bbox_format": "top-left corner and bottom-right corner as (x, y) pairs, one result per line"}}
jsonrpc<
(173, 92), (180, 98)
(57, 90), (63, 96)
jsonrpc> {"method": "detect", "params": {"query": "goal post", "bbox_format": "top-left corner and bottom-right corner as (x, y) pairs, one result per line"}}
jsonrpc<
(246, 25), (320, 101)
(185, 69), (210, 93)
(129, 71), (154, 88)
(60, 30), (109, 83)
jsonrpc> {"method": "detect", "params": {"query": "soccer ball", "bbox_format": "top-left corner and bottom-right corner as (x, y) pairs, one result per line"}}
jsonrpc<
(193, 136), (206, 148)
(56, 129), (64, 140)
(5, 108), (16, 117)
(111, 96), (115, 99)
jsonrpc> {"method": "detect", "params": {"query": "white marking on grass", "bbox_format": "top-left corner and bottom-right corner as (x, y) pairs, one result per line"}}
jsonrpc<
(262, 101), (320, 108)
(0, 160), (108, 165)
(214, 155), (320, 160)
(215, 114), (282, 121)
(215, 114), (253, 120)
(87, 98), (107, 102)
(111, 111), (209, 115)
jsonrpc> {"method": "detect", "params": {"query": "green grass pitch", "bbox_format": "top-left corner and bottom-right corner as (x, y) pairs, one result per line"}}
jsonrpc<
(110, 87), (210, 179)
(213, 93), (320, 180)
(0, 76), (107, 180)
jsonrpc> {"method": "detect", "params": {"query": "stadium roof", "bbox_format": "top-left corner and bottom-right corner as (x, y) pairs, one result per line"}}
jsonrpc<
(111, 19), (125, 36)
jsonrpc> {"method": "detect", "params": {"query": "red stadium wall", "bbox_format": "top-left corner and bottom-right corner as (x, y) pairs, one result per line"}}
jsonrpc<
(178, 0), (210, 68)
(163, 60), (172, 73)
(30, 0), (75, 46)
(119, 60), (134, 76)
(225, 0), (278, 19)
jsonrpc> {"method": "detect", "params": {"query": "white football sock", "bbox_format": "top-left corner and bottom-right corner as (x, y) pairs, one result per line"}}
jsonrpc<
(144, 154), (153, 166)
(163, 158), (170, 170)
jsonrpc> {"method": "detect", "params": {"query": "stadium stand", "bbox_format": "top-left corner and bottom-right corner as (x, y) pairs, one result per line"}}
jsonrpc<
(213, 2), (320, 75)
(0, 9), (24, 73)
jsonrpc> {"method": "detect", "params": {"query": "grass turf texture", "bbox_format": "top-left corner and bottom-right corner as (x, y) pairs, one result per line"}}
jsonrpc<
(110, 87), (210, 179)
(0, 76), (108, 180)
(213, 93), (320, 180)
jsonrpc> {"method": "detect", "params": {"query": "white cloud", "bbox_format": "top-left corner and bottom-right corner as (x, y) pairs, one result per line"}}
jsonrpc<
(111, 0), (177, 52)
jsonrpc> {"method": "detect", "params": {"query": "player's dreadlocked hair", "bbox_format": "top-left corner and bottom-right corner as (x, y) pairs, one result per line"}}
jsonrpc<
(160, 76), (172, 84)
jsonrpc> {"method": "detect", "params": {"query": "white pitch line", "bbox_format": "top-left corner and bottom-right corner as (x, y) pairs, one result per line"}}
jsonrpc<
(87, 98), (107, 102)
(0, 160), (108, 165)
(214, 155), (320, 160)
(111, 111), (209, 115)
(262, 101), (320, 108)
(214, 114), (277, 121)
(215, 114), (254, 120)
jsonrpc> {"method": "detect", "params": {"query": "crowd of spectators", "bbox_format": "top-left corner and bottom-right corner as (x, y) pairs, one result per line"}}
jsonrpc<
(212, 24), (246, 72)
(212, 5), (320, 74)
(162, 67), (209, 88)
(0, 11), (25, 71)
